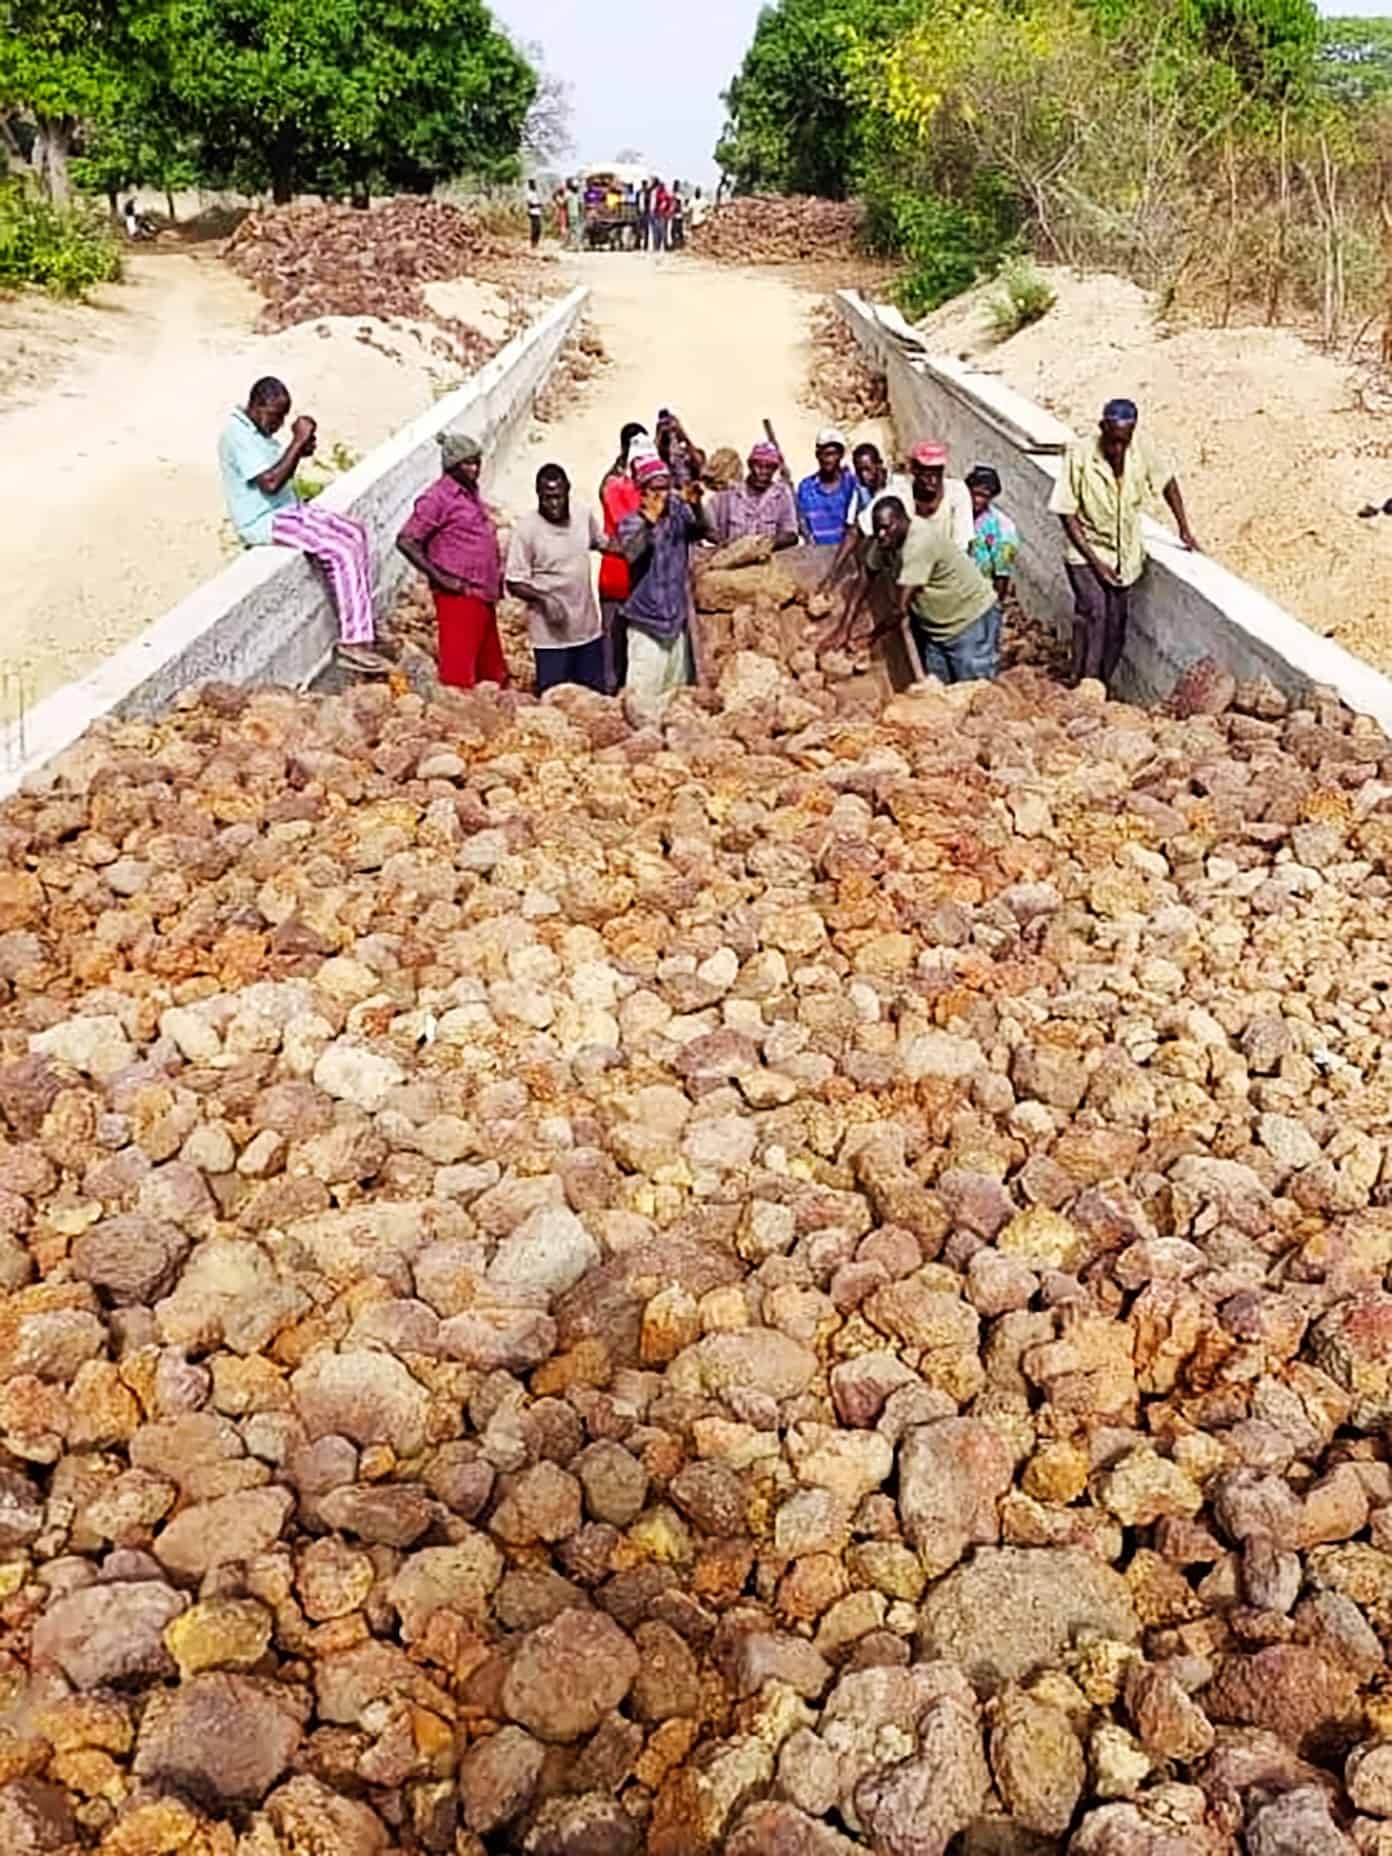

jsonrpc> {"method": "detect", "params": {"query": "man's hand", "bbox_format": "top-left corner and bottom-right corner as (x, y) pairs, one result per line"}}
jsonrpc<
(291, 415), (317, 446)
(433, 570), (465, 596)
(640, 487), (667, 524)
(680, 479), (703, 506)
(1092, 559), (1124, 590)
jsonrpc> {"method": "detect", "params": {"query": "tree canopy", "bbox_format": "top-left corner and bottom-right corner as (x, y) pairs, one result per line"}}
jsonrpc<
(0, 0), (536, 204)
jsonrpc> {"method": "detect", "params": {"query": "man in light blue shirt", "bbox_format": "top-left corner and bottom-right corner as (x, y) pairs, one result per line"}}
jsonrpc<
(218, 376), (385, 671)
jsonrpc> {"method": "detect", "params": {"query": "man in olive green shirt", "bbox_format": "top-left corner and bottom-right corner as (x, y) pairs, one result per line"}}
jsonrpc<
(1048, 397), (1199, 690)
(864, 497), (1001, 684)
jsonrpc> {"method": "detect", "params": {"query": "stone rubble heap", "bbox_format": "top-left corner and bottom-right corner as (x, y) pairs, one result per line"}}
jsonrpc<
(0, 641), (1388, 1856)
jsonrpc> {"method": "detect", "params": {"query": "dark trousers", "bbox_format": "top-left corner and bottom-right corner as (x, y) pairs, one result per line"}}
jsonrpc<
(636, 213), (650, 250)
(600, 598), (628, 696)
(528, 213), (542, 248)
(535, 637), (606, 695)
(1066, 561), (1134, 687)
(652, 217), (668, 252)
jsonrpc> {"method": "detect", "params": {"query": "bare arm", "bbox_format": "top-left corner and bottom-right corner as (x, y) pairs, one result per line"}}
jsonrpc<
(254, 418), (316, 496)
(1163, 477), (1200, 551)
(396, 534), (462, 595)
(1060, 513), (1122, 588)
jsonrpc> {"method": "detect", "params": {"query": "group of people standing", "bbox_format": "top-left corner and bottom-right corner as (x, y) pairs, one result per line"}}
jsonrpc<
(219, 372), (1198, 706)
(526, 177), (704, 253)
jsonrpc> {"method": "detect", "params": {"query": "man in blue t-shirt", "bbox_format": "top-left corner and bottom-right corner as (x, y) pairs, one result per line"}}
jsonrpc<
(796, 426), (857, 545)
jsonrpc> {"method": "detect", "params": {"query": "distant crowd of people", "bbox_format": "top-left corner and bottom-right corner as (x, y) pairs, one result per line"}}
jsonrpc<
(526, 176), (709, 252)
(218, 376), (1197, 699)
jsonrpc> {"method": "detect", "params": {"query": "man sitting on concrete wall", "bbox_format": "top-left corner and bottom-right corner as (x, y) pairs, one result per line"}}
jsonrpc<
(1049, 397), (1199, 692)
(218, 376), (388, 676)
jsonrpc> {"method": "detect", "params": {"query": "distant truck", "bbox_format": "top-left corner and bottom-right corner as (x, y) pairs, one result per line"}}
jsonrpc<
(582, 165), (647, 251)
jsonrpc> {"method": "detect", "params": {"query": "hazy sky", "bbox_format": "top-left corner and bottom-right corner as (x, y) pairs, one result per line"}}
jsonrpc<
(493, 0), (1392, 188)
(492, 0), (762, 185)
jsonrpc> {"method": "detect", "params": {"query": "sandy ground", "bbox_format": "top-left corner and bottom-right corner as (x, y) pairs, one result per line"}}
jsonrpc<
(490, 249), (884, 527)
(915, 268), (1392, 669)
(0, 253), (515, 706)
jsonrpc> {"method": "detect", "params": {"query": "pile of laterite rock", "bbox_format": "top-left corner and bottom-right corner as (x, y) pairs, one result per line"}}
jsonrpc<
(0, 597), (1389, 1856)
(223, 199), (547, 369)
(689, 198), (865, 266)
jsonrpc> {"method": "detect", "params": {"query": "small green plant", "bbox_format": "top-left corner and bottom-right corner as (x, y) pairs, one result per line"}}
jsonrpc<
(0, 181), (122, 298)
(985, 258), (1057, 338)
(292, 471), (330, 501)
(327, 441), (360, 475)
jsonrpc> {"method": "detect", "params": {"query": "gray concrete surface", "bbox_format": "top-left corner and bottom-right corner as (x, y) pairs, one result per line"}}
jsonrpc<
(836, 290), (1392, 731)
(1, 287), (589, 798)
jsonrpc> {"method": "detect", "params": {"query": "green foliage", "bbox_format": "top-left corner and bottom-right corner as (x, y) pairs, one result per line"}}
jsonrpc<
(717, 0), (910, 197)
(986, 258), (1057, 337)
(863, 176), (1017, 316)
(0, 178), (121, 294)
(1318, 15), (1392, 102)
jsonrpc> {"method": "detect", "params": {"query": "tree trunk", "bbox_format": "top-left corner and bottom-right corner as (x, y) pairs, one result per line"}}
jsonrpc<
(269, 147), (295, 205)
(350, 182), (370, 210)
(165, 188), (177, 224)
(34, 113), (74, 204)
(106, 186), (119, 218)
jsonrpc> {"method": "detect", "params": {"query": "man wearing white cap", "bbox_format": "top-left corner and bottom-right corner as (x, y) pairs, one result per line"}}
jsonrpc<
(796, 428), (857, 545)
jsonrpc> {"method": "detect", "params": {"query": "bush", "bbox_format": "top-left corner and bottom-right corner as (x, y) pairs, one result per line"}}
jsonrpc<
(861, 177), (1016, 320)
(0, 183), (122, 298)
(985, 257), (1058, 337)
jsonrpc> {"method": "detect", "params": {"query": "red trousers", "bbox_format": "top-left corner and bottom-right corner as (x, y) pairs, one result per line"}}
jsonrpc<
(434, 591), (508, 689)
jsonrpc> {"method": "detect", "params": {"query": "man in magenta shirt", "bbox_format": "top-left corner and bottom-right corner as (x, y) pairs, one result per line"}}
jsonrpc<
(396, 431), (507, 688)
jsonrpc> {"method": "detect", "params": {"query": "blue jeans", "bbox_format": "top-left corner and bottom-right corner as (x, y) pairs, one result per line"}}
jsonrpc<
(911, 603), (1002, 683)
(535, 637), (606, 695)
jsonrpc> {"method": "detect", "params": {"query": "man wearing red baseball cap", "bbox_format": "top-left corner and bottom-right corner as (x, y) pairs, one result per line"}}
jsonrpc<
(909, 440), (975, 551)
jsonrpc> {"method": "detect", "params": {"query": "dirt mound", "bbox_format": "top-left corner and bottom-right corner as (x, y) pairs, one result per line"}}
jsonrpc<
(223, 197), (550, 370)
(804, 303), (890, 428)
(691, 195), (863, 265)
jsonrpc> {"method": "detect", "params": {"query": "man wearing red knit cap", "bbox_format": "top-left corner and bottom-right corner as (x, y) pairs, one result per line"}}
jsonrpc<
(706, 441), (800, 550)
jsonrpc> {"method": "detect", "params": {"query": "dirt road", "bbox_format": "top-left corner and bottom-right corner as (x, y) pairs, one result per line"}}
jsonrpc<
(492, 250), (839, 520)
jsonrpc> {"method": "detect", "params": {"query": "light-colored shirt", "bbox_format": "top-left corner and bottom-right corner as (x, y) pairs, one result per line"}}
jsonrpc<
(1048, 434), (1174, 586)
(871, 515), (996, 642)
(219, 407), (297, 546)
(708, 479), (798, 546)
(506, 507), (605, 649)
(909, 477), (975, 552)
(856, 473), (916, 536)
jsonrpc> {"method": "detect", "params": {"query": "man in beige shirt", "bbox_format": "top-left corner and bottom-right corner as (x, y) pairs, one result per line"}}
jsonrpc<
(862, 496), (1002, 684)
(1048, 398), (1199, 690)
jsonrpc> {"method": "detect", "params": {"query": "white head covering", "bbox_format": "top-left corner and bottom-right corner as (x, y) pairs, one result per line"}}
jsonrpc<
(626, 434), (660, 469)
(816, 426), (848, 451)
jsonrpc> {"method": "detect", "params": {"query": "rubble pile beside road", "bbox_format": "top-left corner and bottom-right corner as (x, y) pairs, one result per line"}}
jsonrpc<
(690, 197), (864, 265)
(224, 198), (553, 369)
(804, 306), (891, 429)
(1, 624), (1392, 1854)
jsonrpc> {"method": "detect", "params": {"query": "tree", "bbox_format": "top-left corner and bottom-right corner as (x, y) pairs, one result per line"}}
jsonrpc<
(516, 39), (574, 166)
(716, 0), (909, 197)
(126, 0), (535, 202)
(0, 0), (128, 201)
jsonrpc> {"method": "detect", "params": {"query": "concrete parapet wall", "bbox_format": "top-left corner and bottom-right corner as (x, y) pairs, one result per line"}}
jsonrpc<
(835, 289), (1392, 733)
(1, 286), (589, 798)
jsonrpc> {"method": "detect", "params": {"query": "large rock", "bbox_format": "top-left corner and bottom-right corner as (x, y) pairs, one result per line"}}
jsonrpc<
(459, 1726), (546, 1834)
(502, 1608), (640, 1743)
(917, 1547), (1139, 1695)
(133, 1672), (302, 1807)
(31, 1580), (185, 1689)
(667, 1330), (817, 1403)
(153, 1485), (292, 1579)
(291, 1349), (429, 1454)
(898, 1418), (1012, 1576)
(487, 1204), (600, 1302)
(262, 1777), (389, 1856)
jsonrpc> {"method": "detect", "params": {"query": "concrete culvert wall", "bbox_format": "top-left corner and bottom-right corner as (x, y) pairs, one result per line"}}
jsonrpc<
(0, 286), (590, 801)
(836, 288), (1392, 732)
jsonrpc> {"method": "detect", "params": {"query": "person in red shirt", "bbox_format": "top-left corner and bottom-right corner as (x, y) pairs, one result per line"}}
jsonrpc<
(598, 422), (648, 693)
(396, 431), (507, 688)
(652, 179), (674, 253)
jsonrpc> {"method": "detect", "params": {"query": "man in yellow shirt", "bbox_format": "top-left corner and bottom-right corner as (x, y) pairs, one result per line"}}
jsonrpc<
(1048, 398), (1199, 689)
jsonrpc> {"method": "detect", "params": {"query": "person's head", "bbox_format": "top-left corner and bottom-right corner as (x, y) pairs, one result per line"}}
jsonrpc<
(247, 376), (291, 436)
(634, 455), (671, 500)
(1099, 398), (1138, 469)
(910, 440), (949, 510)
(747, 441), (781, 492)
(872, 495), (911, 554)
(440, 430), (483, 490)
(815, 426), (847, 480)
(965, 464), (1001, 519)
(537, 464), (570, 523)
(852, 442), (886, 494)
